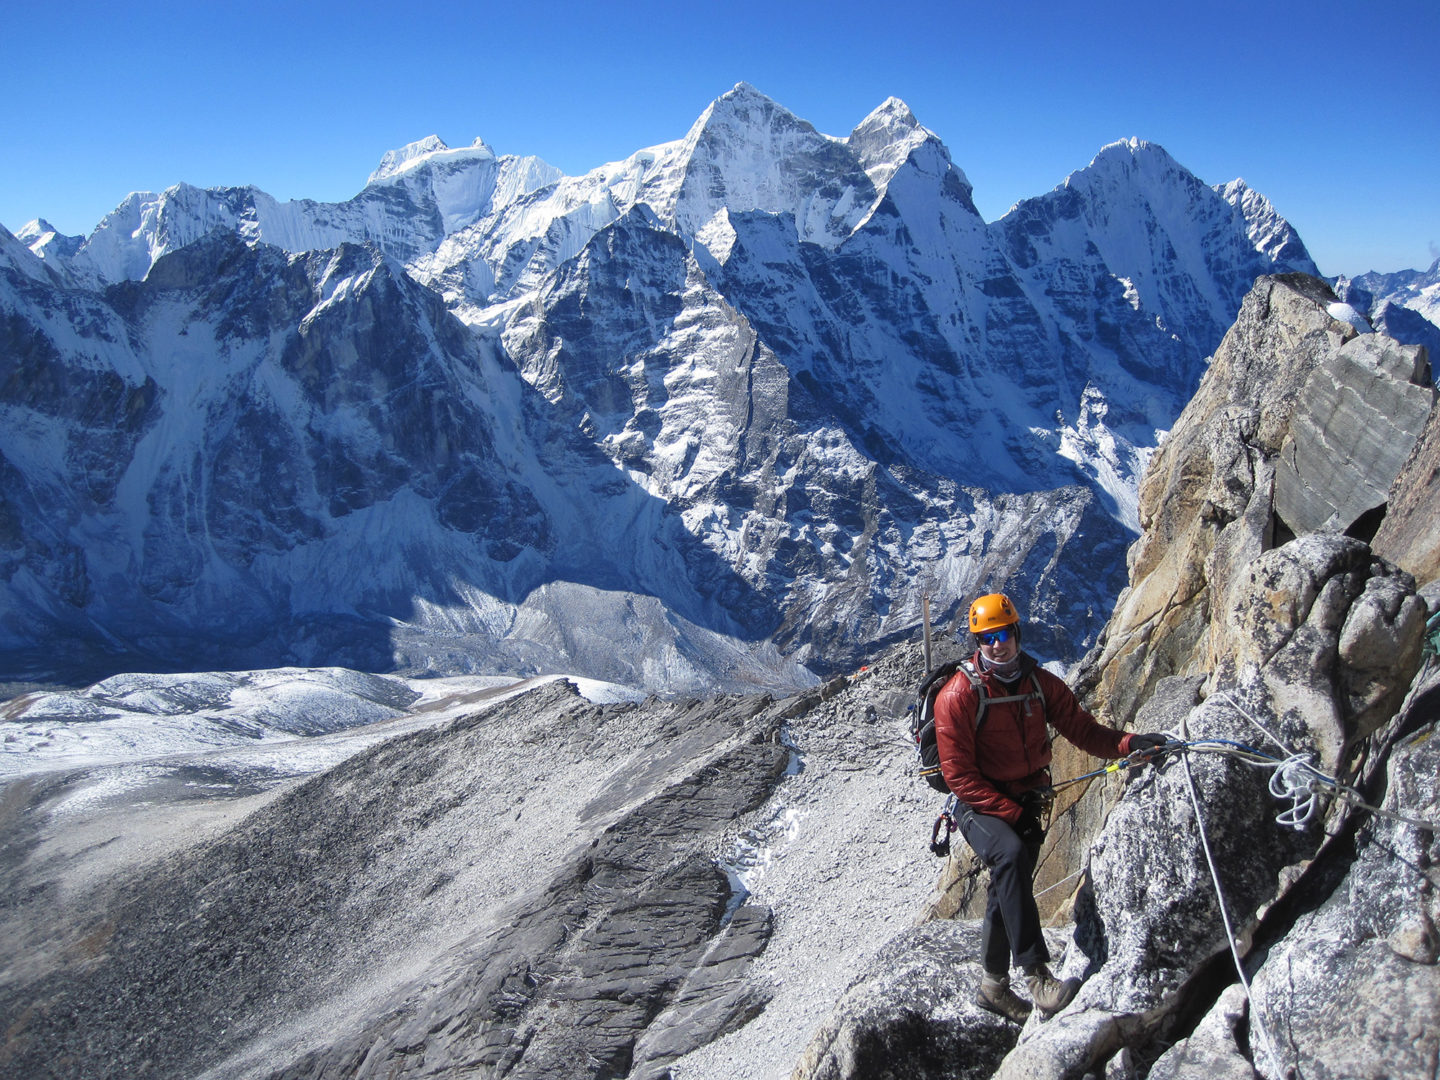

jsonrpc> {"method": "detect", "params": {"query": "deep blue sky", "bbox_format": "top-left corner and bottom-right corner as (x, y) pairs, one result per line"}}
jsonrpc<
(4, 0), (1436, 278)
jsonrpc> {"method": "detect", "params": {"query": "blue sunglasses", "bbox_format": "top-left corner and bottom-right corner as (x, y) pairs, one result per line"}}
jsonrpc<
(978, 628), (1014, 646)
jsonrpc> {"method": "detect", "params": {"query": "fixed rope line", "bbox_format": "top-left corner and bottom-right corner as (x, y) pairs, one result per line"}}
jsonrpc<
(1209, 690), (1303, 759)
(1033, 865), (1086, 899)
(1202, 692), (1440, 834)
(1030, 732), (1439, 834)
(1178, 709), (1287, 1077)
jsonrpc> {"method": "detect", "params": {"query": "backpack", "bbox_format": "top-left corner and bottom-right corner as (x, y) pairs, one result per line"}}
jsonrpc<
(910, 659), (1047, 793)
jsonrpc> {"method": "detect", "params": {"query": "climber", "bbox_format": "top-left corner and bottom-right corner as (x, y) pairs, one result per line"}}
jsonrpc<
(935, 592), (1168, 1024)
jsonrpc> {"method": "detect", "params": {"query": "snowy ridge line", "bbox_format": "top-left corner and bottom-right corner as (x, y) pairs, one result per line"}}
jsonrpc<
(0, 83), (1346, 695)
(0, 668), (647, 780)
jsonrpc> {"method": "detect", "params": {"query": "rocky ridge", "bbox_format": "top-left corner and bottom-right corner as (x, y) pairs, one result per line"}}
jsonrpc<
(1078, 274), (1434, 732)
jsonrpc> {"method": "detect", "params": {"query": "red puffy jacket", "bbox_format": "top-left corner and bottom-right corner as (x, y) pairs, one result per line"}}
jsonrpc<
(934, 651), (1137, 823)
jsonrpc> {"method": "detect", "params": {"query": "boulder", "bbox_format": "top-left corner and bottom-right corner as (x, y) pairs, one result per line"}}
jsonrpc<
(1209, 534), (1427, 760)
(789, 921), (1026, 1080)
(1271, 332), (1433, 538)
(1144, 985), (1255, 1079)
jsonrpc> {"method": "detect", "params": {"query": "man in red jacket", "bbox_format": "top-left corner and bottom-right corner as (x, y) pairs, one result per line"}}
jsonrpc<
(935, 592), (1167, 1023)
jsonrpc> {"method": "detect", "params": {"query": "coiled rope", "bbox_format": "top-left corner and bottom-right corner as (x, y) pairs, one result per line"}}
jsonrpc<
(1206, 690), (1440, 834)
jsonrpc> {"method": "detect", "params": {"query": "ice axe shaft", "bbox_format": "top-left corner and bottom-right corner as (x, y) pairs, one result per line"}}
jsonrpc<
(922, 593), (933, 673)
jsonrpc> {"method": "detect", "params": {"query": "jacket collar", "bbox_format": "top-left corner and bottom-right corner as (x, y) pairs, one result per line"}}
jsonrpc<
(971, 649), (1037, 685)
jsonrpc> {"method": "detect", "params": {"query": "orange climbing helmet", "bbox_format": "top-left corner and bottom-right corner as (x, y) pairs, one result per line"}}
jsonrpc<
(968, 592), (1020, 635)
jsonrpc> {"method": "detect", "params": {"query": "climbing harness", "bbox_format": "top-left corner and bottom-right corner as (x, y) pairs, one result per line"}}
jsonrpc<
(926, 742), (1178, 859)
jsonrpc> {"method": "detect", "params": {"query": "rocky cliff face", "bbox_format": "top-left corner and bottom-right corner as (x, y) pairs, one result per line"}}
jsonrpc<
(1076, 273), (1434, 732)
(1373, 396), (1440, 587)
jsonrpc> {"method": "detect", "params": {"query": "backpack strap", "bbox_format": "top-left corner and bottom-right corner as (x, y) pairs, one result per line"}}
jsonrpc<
(958, 660), (1045, 734)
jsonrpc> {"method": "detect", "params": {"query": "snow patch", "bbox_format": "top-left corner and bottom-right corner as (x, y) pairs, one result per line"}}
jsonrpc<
(1327, 301), (1374, 333)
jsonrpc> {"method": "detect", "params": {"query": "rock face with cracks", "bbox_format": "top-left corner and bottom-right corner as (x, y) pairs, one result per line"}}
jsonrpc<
(1076, 273), (1433, 733)
(796, 552), (1434, 1080)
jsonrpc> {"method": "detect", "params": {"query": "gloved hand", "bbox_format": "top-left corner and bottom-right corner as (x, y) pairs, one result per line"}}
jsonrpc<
(1015, 810), (1046, 849)
(1014, 788), (1052, 848)
(1127, 733), (1170, 756)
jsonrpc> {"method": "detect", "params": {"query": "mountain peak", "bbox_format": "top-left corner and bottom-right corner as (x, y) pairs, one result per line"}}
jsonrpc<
(15, 218), (56, 242)
(1058, 137), (1197, 202)
(688, 82), (815, 144)
(721, 81), (774, 105)
(848, 95), (931, 166)
(1088, 137), (1177, 170)
(368, 136), (496, 184)
(1218, 178), (1319, 275)
(859, 96), (919, 130)
(849, 96), (925, 147)
(16, 217), (87, 263)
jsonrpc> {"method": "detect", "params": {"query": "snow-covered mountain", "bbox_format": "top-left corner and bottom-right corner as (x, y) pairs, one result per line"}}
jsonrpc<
(1338, 258), (1440, 323)
(1, 84), (1323, 691)
(1333, 258), (1440, 364)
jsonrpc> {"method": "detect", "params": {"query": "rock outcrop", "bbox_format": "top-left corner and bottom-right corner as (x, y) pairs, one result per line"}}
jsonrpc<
(1373, 397), (1440, 587)
(1077, 273), (1433, 732)
(1271, 329), (1433, 538)
(789, 922), (1030, 1080)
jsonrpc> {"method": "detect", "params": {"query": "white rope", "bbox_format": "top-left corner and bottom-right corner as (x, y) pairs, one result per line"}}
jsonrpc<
(1178, 708), (1287, 1077)
(1268, 754), (1326, 830)
(1207, 690), (1440, 833)
(1212, 690), (1302, 760)
(1034, 865), (1086, 899)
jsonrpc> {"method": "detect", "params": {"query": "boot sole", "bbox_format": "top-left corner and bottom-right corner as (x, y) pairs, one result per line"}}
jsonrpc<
(974, 992), (1032, 1024)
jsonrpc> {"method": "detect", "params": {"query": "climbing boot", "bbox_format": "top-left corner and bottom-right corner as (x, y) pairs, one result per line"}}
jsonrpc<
(975, 972), (1032, 1024)
(1024, 964), (1079, 1019)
